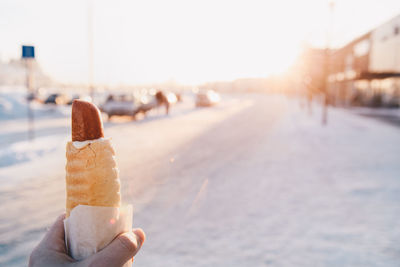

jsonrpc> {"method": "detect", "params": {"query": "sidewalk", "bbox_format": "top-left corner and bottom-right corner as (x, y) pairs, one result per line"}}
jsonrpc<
(349, 107), (400, 127)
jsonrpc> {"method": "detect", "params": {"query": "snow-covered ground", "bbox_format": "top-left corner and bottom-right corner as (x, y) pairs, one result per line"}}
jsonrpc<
(1, 94), (400, 266)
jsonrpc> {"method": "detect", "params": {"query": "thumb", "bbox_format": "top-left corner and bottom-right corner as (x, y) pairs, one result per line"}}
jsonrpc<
(84, 229), (145, 267)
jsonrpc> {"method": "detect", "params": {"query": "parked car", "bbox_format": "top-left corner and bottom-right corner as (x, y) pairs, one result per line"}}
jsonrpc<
(134, 90), (173, 116)
(67, 94), (92, 105)
(133, 94), (159, 116)
(100, 94), (140, 119)
(195, 90), (220, 107)
(44, 93), (70, 105)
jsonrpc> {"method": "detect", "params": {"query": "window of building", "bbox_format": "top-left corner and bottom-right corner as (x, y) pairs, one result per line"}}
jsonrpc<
(354, 39), (370, 57)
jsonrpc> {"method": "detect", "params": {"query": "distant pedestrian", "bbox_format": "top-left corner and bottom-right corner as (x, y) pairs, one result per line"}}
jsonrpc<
(155, 91), (170, 115)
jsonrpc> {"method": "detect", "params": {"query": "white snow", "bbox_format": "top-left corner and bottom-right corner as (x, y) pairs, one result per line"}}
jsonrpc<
(0, 94), (400, 266)
(0, 90), (70, 121)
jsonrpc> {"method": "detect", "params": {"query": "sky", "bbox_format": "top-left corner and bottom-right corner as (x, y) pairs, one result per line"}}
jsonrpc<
(1, 0), (400, 85)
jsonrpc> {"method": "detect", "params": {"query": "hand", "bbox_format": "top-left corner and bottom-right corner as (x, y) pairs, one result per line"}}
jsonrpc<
(29, 214), (145, 267)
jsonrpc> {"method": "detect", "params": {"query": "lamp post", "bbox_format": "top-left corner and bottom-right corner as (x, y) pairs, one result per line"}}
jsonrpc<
(88, 0), (95, 100)
(322, 0), (335, 125)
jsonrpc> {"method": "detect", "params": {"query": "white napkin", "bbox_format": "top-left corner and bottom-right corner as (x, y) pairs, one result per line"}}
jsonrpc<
(64, 205), (133, 267)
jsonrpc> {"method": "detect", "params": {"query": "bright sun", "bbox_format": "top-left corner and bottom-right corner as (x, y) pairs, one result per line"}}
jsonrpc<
(0, 0), (360, 85)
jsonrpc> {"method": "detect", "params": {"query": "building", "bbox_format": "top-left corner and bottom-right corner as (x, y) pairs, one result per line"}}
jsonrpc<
(0, 58), (52, 88)
(328, 14), (400, 107)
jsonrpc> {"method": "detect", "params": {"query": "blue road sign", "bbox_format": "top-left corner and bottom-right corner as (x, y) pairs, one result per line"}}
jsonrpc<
(22, 46), (35, 58)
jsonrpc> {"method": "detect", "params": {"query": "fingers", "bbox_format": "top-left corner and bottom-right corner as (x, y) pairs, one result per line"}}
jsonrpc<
(133, 228), (146, 245)
(85, 228), (145, 267)
(41, 214), (67, 253)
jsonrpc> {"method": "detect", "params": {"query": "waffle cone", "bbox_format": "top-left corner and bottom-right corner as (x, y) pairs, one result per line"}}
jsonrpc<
(65, 139), (121, 217)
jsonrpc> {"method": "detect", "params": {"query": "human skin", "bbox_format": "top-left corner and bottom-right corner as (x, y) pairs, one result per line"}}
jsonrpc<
(29, 214), (145, 267)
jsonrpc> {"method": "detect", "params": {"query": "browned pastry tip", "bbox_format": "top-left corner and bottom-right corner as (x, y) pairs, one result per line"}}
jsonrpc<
(71, 100), (104, 141)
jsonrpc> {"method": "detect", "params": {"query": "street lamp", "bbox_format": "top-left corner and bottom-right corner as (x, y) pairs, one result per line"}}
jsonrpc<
(88, 0), (95, 100)
(322, 0), (335, 125)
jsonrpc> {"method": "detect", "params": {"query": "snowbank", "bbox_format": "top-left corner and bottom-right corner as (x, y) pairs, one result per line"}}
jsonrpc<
(0, 91), (70, 121)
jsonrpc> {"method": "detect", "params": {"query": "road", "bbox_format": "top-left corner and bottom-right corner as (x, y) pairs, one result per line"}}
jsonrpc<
(1, 95), (400, 266)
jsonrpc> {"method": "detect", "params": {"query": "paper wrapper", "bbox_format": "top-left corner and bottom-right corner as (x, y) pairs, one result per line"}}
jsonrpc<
(64, 204), (133, 267)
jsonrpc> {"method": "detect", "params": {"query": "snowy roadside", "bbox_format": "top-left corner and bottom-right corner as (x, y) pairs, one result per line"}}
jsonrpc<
(1, 94), (400, 267)
(0, 93), (237, 169)
(132, 97), (400, 267)
(0, 94), (251, 266)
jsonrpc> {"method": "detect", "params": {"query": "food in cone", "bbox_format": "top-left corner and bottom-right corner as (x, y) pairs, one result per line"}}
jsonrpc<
(65, 100), (121, 217)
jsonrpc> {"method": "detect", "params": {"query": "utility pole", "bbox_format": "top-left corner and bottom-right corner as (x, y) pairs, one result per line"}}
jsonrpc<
(322, 0), (335, 125)
(88, 0), (95, 101)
